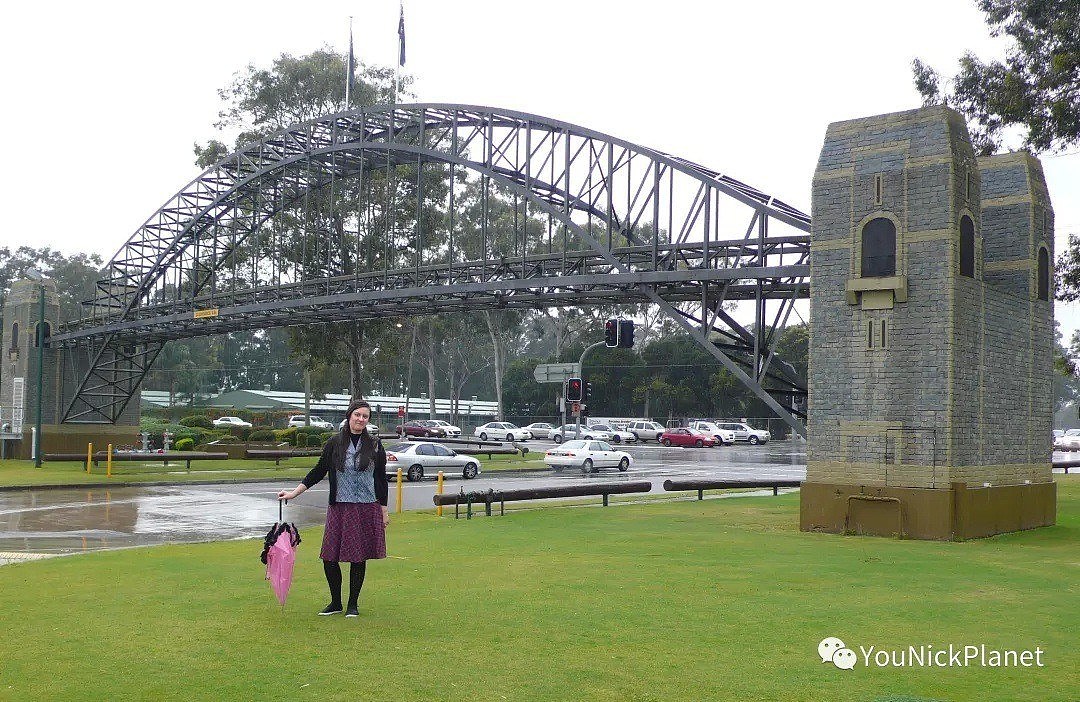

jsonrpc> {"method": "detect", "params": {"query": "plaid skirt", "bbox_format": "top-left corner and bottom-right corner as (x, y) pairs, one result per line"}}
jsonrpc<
(320, 502), (387, 563)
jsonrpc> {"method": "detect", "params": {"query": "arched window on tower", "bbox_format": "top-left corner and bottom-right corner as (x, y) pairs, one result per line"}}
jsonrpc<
(959, 215), (975, 278)
(861, 218), (896, 277)
(33, 321), (52, 348)
(1038, 247), (1050, 301)
(8, 322), (18, 351)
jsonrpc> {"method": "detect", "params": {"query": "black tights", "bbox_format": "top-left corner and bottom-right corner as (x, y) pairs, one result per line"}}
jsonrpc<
(322, 560), (367, 608)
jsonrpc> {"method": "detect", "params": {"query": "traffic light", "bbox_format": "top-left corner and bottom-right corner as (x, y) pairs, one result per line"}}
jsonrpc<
(618, 319), (635, 348)
(566, 377), (583, 402)
(604, 318), (618, 347)
(583, 380), (594, 402)
(581, 403), (590, 417)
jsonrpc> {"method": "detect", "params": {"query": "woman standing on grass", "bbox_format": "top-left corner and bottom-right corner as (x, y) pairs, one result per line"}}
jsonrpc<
(278, 400), (388, 617)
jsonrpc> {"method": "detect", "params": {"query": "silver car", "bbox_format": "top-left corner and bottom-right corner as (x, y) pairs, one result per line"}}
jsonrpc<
(523, 422), (556, 439)
(551, 423), (611, 443)
(385, 441), (482, 481)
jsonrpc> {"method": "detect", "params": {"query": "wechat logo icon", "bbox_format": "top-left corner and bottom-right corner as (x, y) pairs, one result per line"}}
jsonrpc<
(818, 637), (857, 670)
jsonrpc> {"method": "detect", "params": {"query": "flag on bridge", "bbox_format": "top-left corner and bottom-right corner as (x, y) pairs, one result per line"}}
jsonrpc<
(397, 2), (406, 66)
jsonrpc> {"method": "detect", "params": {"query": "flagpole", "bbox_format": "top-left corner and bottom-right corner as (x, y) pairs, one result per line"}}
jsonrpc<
(395, 0), (405, 105)
(345, 16), (354, 110)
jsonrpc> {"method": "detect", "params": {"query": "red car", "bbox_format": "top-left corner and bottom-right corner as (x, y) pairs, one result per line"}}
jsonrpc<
(659, 427), (718, 448)
(395, 420), (446, 438)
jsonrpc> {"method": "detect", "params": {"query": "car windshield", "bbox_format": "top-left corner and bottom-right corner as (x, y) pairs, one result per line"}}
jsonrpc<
(592, 424), (611, 431)
(649, 422), (663, 430)
(1066, 430), (1080, 436)
(561, 440), (588, 449)
(386, 443), (412, 452)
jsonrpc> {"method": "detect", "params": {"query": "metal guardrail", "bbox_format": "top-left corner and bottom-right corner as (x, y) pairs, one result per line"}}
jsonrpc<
(1052, 458), (1078, 474)
(44, 451), (229, 471)
(662, 478), (801, 499)
(433, 481), (653, 518)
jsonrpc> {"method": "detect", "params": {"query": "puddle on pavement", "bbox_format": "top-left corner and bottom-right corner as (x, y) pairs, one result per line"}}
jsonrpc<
(0, 485), (328, 561)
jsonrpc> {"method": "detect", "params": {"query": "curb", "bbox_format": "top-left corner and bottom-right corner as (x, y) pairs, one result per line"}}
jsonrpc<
(0, 466), (554, 492)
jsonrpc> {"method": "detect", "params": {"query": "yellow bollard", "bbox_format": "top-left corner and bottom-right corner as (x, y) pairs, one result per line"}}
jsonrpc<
(395, 467), (403, 514)
(106, 444), (113, 478)
(436, 471), (445, 517)
(86, 442), (93, 474)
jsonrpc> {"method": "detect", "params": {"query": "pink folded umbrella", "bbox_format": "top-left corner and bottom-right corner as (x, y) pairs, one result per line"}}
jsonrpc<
(261, 501), (302, 608)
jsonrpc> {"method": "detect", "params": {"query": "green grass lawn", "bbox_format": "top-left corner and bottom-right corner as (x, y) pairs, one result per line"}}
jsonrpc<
(0, 452), (544, 487)
(0, 477), (1075, 701)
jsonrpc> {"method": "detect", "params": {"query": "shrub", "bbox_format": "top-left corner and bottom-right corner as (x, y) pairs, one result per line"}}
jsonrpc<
(249, 429), (276, 442)
(174, 438), (195, 451)
(226, 426), (252, 441)
(179, 415), (213, 429)
(318, 432), (335, 444)
(274, 428), (297, 443)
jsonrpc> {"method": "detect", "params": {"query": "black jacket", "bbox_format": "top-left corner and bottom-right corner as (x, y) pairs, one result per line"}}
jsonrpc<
(302, 431), (388, 506)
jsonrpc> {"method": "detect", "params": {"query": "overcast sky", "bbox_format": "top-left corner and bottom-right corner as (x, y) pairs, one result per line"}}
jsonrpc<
(2, 0), (1077, 338)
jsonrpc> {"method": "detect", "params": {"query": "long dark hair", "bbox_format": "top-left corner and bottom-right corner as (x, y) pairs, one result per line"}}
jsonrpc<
(335, 400), (374, 471)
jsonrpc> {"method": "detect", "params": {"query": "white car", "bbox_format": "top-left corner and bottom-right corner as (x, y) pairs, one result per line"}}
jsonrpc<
(587, 423), (636, 444)
(287, 415), (334, 430)
(337, 418), (380, 435)
(426, 420), (462, 437)
(212, 416), (252, 429)
(523, 422), (556, 439)
(716, 421), (771, 445)
(473, 422), (532, 442)
(551, 423), (610, 443)
(1061, 429), (1080, 451)
(626, 420), (666, 443)
(544, 440), (632, 473)
(687, 421), (736, 445)
(385, 441), (482, 481)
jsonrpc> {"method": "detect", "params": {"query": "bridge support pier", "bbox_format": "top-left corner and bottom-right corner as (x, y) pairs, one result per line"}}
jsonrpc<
(802, 106), (1056, 540)
(1, 279), (140, 459)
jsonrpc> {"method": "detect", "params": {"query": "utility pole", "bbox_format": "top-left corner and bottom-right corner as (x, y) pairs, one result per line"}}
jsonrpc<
(575, 341), (605, 439)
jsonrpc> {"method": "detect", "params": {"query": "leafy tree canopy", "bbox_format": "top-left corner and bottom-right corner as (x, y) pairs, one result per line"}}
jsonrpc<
(913, 0), (1079, 155)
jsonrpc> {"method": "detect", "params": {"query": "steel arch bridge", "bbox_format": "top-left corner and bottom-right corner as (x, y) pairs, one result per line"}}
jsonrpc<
(50, 104), (811, 433)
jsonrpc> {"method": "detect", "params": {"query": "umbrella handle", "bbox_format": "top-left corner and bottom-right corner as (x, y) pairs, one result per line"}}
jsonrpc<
(279, 499), (287, 522)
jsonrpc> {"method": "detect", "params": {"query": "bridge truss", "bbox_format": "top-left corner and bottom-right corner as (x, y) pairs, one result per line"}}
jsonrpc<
(52, 104), (811, 433)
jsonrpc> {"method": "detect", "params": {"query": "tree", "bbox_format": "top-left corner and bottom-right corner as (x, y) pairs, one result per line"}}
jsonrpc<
(195, 50), (431, 399)
(912, 0), (1079, 155)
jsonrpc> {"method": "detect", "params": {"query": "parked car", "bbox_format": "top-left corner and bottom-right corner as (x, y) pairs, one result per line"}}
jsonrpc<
(213, 416), (252, 429)
(715, 421), (771, 445)
(426, 419), (462, 437)
(687, 420), (736, 446)
(659, 427), (718, 448)
(385, 441), (482, 481)
(286, 414), (334, 430)
(473, 422), (531, 442)
(523, 422), (556, 439)
(544, 440), (632, 473)
(587, 423), (636, 444)
(1061, 429), (1080, 451)
(626, 420), (666, 443)
(396, 420), (446, 438)
(337, 418), (380, 435)
(551, 423), (610, 443)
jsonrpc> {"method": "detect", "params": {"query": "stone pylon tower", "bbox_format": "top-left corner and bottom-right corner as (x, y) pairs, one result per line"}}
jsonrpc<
(1, 278), (141, 458)
(800, 106), (1056, 540)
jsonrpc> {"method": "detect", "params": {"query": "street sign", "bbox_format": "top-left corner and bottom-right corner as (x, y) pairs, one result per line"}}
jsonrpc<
(533, 362), (581, 383)
(572, 402), (581, 415)
(397, 405), (405, 418)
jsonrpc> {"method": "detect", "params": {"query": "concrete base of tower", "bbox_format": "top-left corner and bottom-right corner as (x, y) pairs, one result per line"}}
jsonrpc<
(799, 480), (1057, 540)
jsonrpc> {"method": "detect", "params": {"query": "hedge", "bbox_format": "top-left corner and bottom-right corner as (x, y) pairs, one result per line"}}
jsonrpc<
(179, 415), (213, 429)
(174, 438), (195, 451)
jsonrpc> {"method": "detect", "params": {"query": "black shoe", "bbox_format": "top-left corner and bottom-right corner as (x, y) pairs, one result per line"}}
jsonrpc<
(345, 607), (359, 618)
(318, 603), (343, 616)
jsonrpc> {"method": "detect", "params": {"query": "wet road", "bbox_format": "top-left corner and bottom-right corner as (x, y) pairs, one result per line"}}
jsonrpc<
(0, 441), (806, 561)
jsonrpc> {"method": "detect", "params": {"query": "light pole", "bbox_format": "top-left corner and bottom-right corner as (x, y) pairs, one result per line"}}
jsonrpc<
(25, 269), (45, 468)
